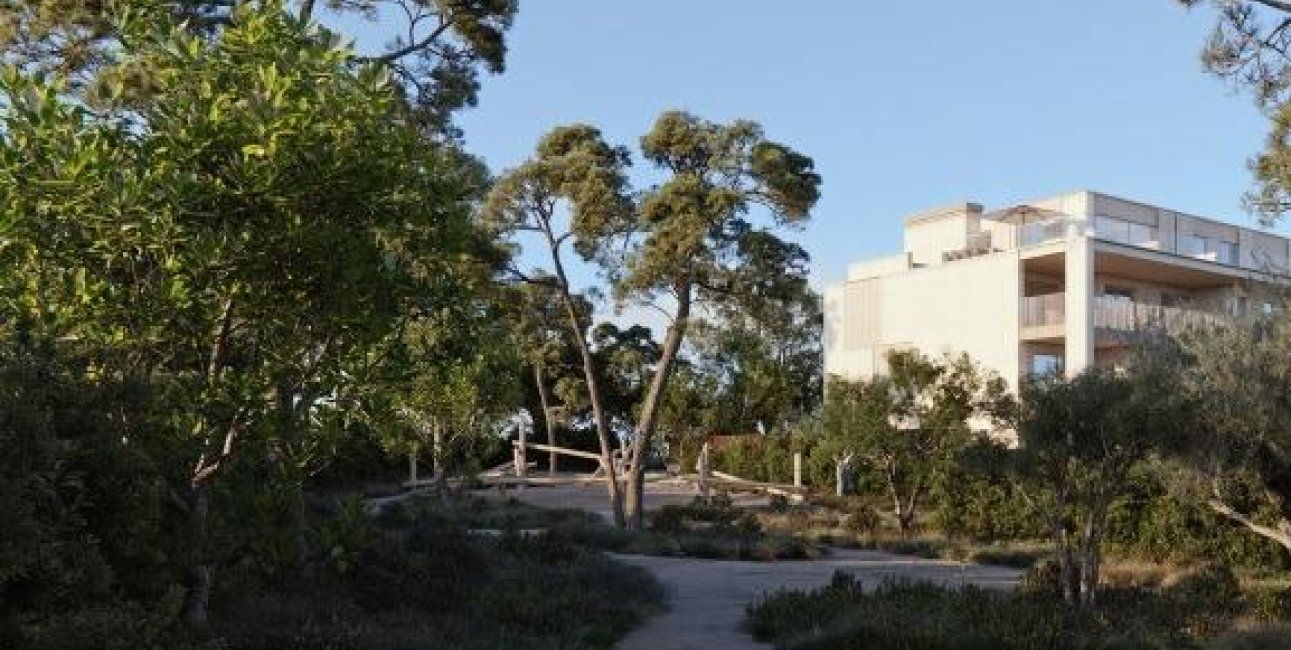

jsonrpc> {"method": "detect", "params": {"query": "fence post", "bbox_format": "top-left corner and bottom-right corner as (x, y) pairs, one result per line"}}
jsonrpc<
(408, 444), (418, 484)
(697, 442), (711, 502)
(793, 452), (803, 489)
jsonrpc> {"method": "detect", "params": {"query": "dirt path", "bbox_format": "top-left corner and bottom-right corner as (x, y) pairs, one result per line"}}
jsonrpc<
(499, 484), (1021, 649)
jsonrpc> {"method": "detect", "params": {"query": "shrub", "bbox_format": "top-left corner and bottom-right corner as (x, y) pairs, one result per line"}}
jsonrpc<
(1163, 563), (1243, 636)
(1208, 623), (1291, 650)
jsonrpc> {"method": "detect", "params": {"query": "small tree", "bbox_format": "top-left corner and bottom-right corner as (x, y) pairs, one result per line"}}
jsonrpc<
(822, 351), (1012, 535)
(1019, 348), (1190, 608)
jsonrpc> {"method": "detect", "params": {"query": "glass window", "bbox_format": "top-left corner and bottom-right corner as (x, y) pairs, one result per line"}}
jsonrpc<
(1183, 234), (1209, 258)
(1216, 240), (1239, 265)
(1030, 354), (1064, 377)
(1095, 216), (1130, 244)
(1128, 223), (1156, 247)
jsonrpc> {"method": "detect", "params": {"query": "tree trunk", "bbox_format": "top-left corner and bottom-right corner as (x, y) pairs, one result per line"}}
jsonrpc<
(1208, 485), (1291, 552)
(556, 283), (623, 526)
(1052, 481), (1077, 607)
(624, 282), (692, 530)
(180, 481), (212, 624)
(538, 214), (624, 526)
(897, 480), (924, 539)
(533, 364), (558, 475)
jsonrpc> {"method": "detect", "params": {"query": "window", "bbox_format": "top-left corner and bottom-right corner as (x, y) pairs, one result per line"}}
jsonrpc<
(1030, 354), (1064, 377)
(1161, 293), (1190, 308)
(1095, 216), (1130, 244)
(1094, 216), (1157, 248)
(1216, 240), (1239, 265)
(1128, 223), (1157, 248)
(1183, 234), (1209, 257)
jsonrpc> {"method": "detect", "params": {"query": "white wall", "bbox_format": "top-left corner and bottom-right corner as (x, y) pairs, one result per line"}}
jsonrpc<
(825, 251), (1023, 392)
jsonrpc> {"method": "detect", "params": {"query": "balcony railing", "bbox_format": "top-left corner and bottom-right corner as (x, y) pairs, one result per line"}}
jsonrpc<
(1019, 217), (1068, 247)
(1022, 293), (1065, 327)
(1021, 293), (1226, 334)
(1093, 296), (1225, 333)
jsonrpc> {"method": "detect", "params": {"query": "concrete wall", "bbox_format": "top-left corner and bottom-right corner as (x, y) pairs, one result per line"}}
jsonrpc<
(904, 214), (972, 266)
(825, 251), (1023, 391)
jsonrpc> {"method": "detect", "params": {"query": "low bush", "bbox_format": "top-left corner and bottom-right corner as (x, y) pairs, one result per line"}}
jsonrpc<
(203, 495), (665, 650)
(747, 569), (1272, 650)
(1207, 623), (1291, 650)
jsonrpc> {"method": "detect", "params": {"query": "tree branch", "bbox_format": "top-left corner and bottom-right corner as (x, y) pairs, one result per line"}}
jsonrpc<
(1251, 0), (1291, 15)
(361, 17), (453, 64)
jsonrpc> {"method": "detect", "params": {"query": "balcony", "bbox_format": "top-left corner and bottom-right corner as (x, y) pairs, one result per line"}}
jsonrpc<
(1021, 293), (1065, 341)
(1020, 292), (1225, 341)
(1092, 296), (1225, 334)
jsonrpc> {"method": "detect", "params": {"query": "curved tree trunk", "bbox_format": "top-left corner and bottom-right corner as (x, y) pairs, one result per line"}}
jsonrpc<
(624, 283), (692, 530)
(1208, 484), (1291, 552)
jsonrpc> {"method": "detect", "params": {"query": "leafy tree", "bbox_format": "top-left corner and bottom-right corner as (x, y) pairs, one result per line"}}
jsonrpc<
(822, 351), (1012, 535)
(481, 124), (635, 526)
(487, 112), (820, 529)
(592, 322), (662, 434)
(1019, 349), (1191, 608)
(485, 113), (815, 529)
(0, 4), (480, 621)
(511, 282), (586, 473)
(0, 0), (517, 138)
(688, 276), (822, 436)
(1170, 306), (1291, 553)
(611, 112), (821, 529)
(1179, 0), (1291, 222)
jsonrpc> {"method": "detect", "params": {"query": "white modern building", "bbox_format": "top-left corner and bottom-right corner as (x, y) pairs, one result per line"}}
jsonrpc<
(823, 190), (1291, 392)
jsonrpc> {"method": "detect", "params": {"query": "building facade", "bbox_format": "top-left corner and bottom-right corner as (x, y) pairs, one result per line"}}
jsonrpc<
(824, 190), (1291, 392)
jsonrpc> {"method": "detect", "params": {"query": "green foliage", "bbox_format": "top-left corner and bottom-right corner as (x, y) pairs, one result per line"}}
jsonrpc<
(1106, 468), (1290, 570)
(1172, 306), (1291, 555)
(0, 341), (174, 647)
(932, 440), (1049, 542)
(711, 435), (796, 484)
(747, 570), (1277, 650)
(821, 351), (1012, 533)
(1020, 347), (1195, 607)
(1208, 624), (1291, 650)
(200, 495), (665, 650)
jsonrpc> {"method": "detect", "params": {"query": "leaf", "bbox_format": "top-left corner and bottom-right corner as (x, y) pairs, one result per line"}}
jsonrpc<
(241, 144), (267, 157)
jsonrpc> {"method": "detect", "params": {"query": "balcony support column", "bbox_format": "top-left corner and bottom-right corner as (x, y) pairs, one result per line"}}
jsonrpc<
(1065, 236), (1094, 377)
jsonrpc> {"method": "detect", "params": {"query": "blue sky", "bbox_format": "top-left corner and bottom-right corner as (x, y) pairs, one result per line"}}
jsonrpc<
(343, 1), (1272, 290)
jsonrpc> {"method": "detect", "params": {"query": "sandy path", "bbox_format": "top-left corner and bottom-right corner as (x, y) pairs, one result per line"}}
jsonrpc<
(499, 484), (1021, 650)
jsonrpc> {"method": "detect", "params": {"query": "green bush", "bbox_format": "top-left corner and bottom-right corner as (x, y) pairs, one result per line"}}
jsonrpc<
(1207, 624), (1291, 650)
(746, 572), (1253, 650)
(1107, 469), (1290, 570)
(711, 435), (795, 484)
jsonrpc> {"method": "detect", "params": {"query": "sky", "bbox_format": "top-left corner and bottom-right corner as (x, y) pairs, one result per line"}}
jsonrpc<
(346, 1), (1273, 292)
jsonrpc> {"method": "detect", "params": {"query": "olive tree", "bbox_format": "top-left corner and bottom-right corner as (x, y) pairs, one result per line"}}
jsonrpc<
(822, 351), (1012, 536)
(1019, 348), (1191, 608)
(1173, 307), (1291, 552)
